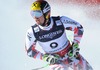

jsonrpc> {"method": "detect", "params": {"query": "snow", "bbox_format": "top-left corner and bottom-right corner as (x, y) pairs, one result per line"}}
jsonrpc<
(0, 0), (100, 70)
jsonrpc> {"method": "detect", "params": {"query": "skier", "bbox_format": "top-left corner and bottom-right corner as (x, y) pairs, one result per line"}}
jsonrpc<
(25, 0), (93, 70)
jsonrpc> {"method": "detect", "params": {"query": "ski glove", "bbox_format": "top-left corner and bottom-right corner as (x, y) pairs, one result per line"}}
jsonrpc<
(67, 42), (80, 58)
(42, 54), (60, 65)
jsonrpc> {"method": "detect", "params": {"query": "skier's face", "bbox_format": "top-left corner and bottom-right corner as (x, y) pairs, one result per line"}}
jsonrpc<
(33, 15), (45, 25)
(30, 10), (45, 25)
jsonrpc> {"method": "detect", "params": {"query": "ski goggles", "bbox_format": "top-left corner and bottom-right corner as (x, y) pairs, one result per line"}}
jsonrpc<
(30, 10), (43, 18)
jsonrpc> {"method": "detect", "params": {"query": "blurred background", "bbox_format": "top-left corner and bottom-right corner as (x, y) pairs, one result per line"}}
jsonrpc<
(0, 0), (100, 70)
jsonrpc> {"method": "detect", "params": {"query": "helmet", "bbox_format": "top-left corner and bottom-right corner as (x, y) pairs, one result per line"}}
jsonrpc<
(30, 0), (51, 20)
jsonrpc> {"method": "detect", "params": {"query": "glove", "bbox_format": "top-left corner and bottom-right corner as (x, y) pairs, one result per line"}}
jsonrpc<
(67, 42), (80, 58)
(42, 54), (60, 64)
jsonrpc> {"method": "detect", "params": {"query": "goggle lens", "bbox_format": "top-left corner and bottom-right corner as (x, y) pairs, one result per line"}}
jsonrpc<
(30, 10), (43, 18)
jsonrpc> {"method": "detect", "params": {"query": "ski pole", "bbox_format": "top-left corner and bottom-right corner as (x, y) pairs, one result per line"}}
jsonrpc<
(31, 64), (49, 70)
(31, 60), (62, 70)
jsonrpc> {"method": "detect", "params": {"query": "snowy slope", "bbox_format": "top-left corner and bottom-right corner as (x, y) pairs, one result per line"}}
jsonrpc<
(0, 0), (100, 70)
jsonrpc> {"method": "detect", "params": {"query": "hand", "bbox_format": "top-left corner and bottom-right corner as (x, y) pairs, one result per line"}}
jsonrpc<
(67, 42), (80, 58)
(42, 54), (60, 64)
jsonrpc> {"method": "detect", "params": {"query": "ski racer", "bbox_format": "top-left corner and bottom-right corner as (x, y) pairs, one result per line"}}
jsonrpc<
(25, 0), (93, 70)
